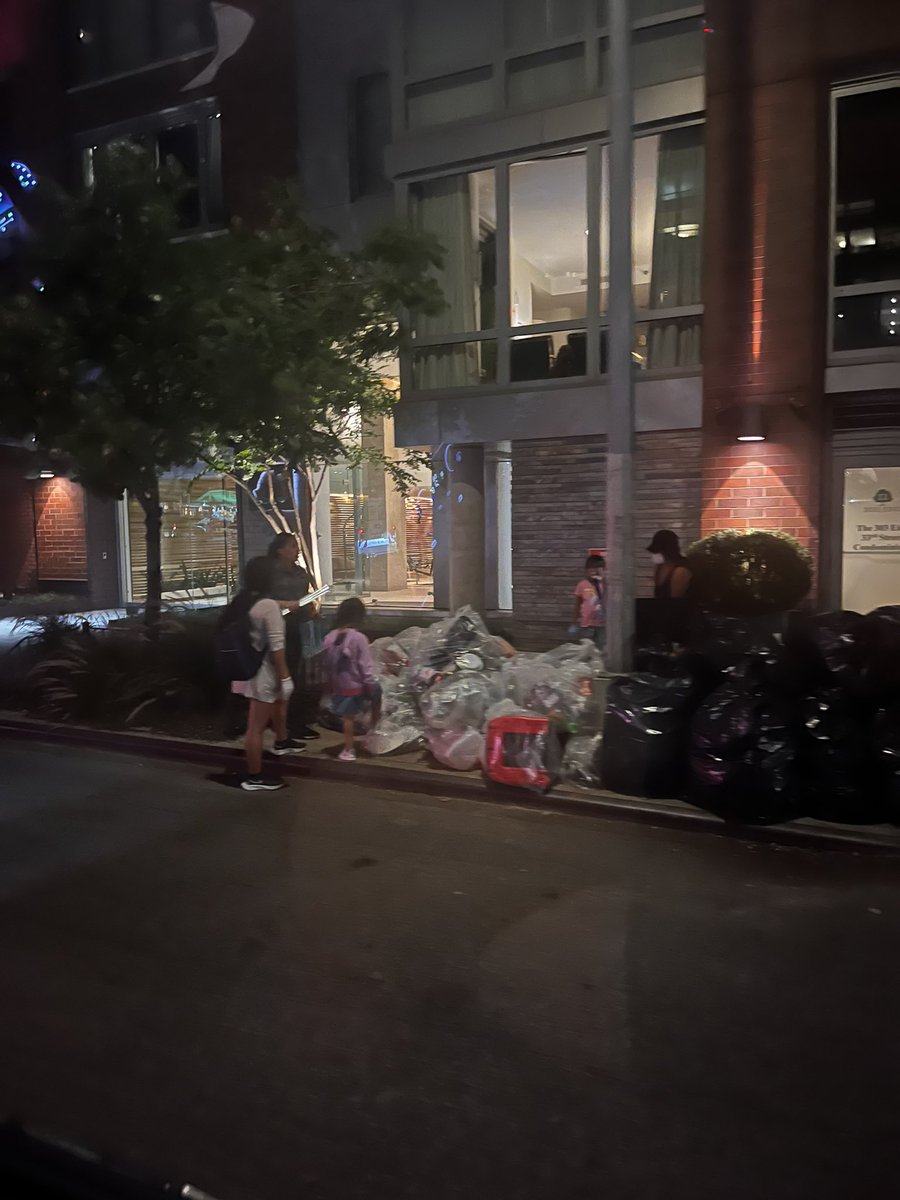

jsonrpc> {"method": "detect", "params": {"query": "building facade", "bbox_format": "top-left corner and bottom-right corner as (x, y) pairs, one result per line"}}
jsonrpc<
(2, 0), (900, 637)
(702, 0), (900, 617)
(301, 0), (707, 642)
(0, 0), (298, 607)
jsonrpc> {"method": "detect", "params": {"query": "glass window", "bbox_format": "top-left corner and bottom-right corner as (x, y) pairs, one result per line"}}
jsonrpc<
(405, 0), (490, 78)
(412, 341), (497, 389)
(842, 466), (900, 612)
(407, 67), (494, 129)
(634, 315), (702, 369)
(327, 443), (435, 606)
(353, 73), (392, 196)
(633, 126), (704, 309)
(106, 0), (153, 74)
(69, 0), (215, 86)
(158, 0), (215, 60)
(510, 154), (587, 326)
(126, 472), (238, 603)
(834, 86), (900, 289)
(506, 0), (584, 49)
(507, 44), (586, 110)
(71, 0), (105, 81)
(598, 0), (703, 27)
(81, 108), (222, 233)
(511, 330), (587, 381)
(157, 122), (203, 228)
(833, 291), (900, 352)
(410, 170), (497, 336)
(633, 18), (705, 89)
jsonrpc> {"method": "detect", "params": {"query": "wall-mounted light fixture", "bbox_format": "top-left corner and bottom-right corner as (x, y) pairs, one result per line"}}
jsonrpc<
(736, 404), (766, 443)
(38, 469), (55, 479)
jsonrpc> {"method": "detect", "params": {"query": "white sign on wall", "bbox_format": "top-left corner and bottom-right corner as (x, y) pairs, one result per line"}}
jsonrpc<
(842, 466), (900, 613)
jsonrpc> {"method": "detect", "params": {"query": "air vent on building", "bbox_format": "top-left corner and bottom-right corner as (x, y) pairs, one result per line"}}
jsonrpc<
(832, 395), (900, 431)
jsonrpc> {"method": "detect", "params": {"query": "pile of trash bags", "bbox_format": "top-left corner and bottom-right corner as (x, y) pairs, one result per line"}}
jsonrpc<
(359, 607), (607, 788)
(602, 606), (900, 825)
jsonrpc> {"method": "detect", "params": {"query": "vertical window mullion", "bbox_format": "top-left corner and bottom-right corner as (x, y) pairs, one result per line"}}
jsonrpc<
(586, 141), (603, 376)
(495, 161), (511, 386)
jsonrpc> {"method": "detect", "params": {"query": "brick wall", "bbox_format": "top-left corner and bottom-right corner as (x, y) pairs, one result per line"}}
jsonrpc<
(33, 477), (88, 582)
(511, 430), (702, 644)
(0, 466), (37, 591)
(700, 0), (900, 581)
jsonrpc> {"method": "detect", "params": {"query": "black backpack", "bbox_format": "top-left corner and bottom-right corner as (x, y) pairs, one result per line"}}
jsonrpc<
(215, 609), (266, 681)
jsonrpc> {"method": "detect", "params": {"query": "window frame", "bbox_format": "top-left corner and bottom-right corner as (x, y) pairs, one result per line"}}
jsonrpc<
(398, 1), (705, 131)
(73, 99), (225, 236)
(829, 76), (900, 364)
(67, 0), (217, 92)
(399, 119), (705, 399)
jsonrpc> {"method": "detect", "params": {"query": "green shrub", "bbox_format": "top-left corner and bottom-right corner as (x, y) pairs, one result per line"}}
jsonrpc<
(686, 529), (813, 617)
(19, 615), (223, 725)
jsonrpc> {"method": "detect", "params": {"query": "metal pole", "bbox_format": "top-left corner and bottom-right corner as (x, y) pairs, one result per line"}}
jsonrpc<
(605, 0), (635, 673)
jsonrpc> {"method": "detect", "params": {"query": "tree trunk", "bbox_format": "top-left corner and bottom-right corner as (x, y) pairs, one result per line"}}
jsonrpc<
(138, 475), (163, 634)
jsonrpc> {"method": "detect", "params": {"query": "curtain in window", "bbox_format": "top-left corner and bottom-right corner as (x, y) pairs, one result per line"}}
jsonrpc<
(649, 127), (704, 309)
(411, 174), (480, 388)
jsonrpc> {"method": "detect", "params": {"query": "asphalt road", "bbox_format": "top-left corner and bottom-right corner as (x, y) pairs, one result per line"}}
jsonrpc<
(0, 740), (899, 1200)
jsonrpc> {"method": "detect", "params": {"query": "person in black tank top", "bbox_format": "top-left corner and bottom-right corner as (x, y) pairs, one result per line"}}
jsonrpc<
(648, 530), (692, 646)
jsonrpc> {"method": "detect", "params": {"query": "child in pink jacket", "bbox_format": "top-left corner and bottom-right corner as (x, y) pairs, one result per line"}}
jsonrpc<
(322, 597), (382, 761)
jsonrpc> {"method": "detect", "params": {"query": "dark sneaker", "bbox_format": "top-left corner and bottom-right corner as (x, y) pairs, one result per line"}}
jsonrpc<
(241, 774), (287, 792)
(271, 738), (307, 756)
(293, 726), (321, 740)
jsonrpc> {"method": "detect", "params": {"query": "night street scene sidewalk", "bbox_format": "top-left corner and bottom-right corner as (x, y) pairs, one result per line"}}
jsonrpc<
(3, 1), (900, 1197)
(1, 740), (900, 1200)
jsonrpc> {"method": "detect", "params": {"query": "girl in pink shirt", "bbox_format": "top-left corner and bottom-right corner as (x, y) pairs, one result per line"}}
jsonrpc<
(322, 597), (382, 762)
(569, 554), (606, 650)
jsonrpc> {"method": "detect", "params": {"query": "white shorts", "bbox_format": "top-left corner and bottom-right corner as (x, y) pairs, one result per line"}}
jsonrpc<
(232, 660), (281, 705)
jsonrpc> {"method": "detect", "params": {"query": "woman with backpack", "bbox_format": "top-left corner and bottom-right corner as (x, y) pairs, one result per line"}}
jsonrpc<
(224, 556), (307, 791)
(322, 597), (381, 762)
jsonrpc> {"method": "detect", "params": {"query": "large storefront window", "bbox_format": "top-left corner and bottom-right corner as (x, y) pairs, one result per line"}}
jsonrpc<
(832, 81), (900, 354)
(842, 466), (900, 612)
(325, 452), (435, 607)
(125, 470), (238, 604)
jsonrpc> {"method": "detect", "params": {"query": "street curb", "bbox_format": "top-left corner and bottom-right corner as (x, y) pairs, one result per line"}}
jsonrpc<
(2, 714), (900, 855)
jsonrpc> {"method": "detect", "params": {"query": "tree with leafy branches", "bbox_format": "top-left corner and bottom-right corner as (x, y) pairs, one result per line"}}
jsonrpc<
(201, 190), (442, 586)
(0, 144), (443, 625)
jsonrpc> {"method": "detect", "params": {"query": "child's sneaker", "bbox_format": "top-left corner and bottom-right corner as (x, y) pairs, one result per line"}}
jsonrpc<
(271, 738), (307, 756)
(241, 774), (287, 792)
(338, 748), (357, 762)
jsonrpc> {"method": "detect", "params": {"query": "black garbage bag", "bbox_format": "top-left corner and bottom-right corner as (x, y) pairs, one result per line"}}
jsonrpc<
(696, 613), (784, 673)
(874, 704), (900, 824)
(863, 609), (900, 704)
(783, 611), (869, 696)
(601, 674), (700, 799)
(689, 666), (801, 823)
(797, 689), (883, 824)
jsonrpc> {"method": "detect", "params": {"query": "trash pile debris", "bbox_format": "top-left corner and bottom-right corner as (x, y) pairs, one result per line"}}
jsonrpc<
(603, 608), (900, 826)
(319, 600), (900, 823)
(361, 607), (606, 791)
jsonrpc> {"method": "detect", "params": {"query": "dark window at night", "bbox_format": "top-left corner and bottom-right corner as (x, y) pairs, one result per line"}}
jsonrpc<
(834, 85), (900, 289)
(351, 73), (392, 199)
(69, 0), (216, 86)
(79, 103), (223, 233)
